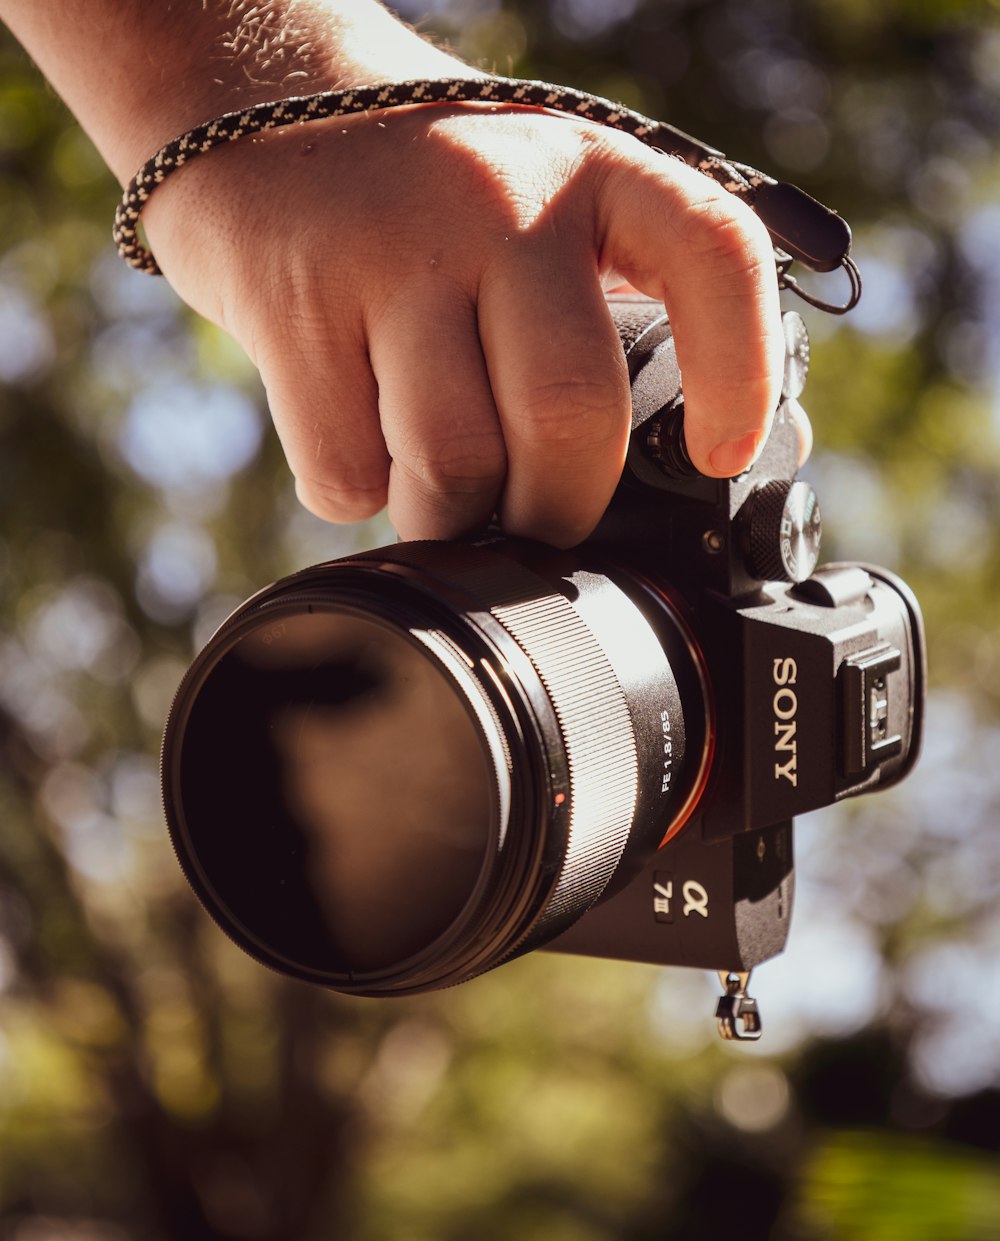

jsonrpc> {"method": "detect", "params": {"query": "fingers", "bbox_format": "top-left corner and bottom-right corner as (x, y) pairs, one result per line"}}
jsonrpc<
(369, 288), (507, 541)
(252, 314), (391, 524)
(595, 137), (786, 478)
(219, 117), (790, 548)
(369, 237), (632, 547)
(476, 247), (632, 547)
(252, 260), (629, 548)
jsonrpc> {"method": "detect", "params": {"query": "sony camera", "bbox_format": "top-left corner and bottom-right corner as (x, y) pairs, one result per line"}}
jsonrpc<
(161, 296), (924, 1039)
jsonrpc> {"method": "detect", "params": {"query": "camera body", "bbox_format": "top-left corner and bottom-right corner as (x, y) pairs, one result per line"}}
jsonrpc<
(548, 298), (924, 978)
(160, 297), (925, 1033)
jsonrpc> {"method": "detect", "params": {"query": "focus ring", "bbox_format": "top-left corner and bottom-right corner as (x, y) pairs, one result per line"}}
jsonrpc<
(491, 591), (638, 933)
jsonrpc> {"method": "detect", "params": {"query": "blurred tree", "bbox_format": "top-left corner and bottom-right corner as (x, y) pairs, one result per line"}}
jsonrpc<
(1, 2), (999, 1239)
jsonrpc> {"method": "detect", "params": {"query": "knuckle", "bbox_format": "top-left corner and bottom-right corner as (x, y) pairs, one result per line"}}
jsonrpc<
(676, 193), (773, 281)
(509, 375), (626, 451)
(394, 429), (507, 497)
(574, 126), (648, 214)
(578, 122), (643, 172)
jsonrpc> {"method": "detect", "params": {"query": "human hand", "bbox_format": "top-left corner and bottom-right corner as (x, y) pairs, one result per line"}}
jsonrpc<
(141, 101), (789, 547)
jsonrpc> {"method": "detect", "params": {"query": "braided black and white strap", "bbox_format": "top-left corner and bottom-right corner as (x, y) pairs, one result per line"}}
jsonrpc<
(113, 75), (859, 312)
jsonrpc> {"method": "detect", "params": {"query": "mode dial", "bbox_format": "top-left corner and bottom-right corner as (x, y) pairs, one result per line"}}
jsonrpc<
(739, 479), (821, 583)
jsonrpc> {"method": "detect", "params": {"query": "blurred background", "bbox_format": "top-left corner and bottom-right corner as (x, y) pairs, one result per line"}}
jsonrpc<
(1, 1), (999, 1237)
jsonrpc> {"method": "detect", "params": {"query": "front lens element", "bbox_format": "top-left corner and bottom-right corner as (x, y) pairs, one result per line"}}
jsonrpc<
(170, 608), (500, 975)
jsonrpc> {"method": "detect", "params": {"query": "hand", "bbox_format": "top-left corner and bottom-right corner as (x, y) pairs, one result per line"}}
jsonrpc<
(142, 101), (788, 547)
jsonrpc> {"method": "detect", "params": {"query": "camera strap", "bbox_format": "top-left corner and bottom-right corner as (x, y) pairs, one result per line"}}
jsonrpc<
(113, 75), (860, 314)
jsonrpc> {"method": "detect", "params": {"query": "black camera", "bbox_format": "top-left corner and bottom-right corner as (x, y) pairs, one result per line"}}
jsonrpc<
(161, 297), (924, 1039)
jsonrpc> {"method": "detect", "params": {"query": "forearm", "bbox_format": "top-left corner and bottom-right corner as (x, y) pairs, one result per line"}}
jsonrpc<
(0, 0), (470, 181)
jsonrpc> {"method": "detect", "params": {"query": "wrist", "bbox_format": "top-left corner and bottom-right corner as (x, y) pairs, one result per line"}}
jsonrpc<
(154, 2), (477, 153)
(2, 0), (476, 183)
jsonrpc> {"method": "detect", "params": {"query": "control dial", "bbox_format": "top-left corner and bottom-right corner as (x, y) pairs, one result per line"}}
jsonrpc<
(739, 479), (822, 583)
(781, 310), (810, 400)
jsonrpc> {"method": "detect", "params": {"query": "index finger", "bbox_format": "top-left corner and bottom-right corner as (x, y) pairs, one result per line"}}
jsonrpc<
(596, 139), (786, 477)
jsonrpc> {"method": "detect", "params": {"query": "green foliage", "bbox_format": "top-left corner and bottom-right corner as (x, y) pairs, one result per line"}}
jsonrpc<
(791, 1129), (1000, 1241)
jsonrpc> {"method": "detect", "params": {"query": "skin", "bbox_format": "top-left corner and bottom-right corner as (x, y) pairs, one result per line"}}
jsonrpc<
(1, 0), (791, 547)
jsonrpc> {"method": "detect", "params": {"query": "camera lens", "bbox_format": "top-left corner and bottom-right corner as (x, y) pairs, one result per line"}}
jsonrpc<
(162, 540), (710, 996)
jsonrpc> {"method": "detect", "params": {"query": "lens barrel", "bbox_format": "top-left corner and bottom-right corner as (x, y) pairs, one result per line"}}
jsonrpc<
(162, 539), (710, 996)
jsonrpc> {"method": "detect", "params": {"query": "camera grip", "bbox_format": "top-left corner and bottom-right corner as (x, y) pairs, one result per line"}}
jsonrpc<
(607, 294), (671, 355)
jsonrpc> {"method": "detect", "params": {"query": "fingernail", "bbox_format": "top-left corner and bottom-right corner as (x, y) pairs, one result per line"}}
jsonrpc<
(709, 431), (761, 477)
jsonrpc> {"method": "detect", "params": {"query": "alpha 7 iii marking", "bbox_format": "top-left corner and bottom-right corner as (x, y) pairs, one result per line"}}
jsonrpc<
(651, 875), (709, 921)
